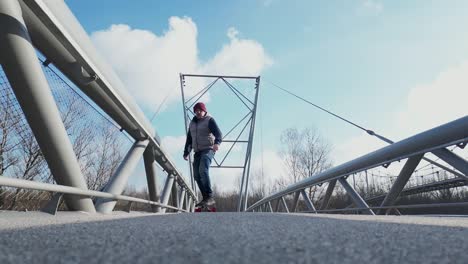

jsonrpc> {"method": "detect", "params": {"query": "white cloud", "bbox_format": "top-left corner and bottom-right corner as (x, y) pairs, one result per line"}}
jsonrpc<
(335, 61), (468, 167)
(335, 133), (388, 165)
(161, 135), (186, 158)
(91, 18), (272, 111)
(357, 0), (383, 16)
(202, 27), (273, 76)
(395, 61), (468, 137)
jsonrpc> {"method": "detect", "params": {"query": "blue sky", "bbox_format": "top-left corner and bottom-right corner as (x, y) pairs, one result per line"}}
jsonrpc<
(65, 0), (468, 191)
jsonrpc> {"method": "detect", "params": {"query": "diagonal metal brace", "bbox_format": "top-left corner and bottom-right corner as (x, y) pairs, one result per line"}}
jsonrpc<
(339, 177), (375, 215)
(125, 201), (133, 213)
(41, 192), (63, 215)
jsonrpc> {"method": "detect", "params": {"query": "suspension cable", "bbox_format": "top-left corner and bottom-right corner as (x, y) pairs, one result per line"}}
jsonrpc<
(266, 79), (466, 178)
(266, 80), (370, 133)
(149, 88), (174, 122)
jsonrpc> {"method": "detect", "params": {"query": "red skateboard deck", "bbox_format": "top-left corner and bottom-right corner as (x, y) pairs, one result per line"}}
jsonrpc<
(195, 206), (216, 212)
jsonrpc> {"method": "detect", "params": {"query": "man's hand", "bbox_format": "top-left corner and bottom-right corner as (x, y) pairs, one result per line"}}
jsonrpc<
(183, 155), (189, 161)
(213, 144), (219, 152)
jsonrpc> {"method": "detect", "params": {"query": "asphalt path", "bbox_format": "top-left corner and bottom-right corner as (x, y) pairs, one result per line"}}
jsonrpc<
(1, 211), (467, 264)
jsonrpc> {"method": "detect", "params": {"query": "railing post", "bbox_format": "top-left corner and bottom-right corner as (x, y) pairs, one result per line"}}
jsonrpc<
(268, 201), (274, 212)
(187, 196), (193, 212)
(143, 146), (158, 212)
(292, 191), (300, 212)
(281, 197), (290, 213)
(158, 174), (175, 213)
(379, 154), (423, 215)
(178, 189), (186, 212)
(275, 198), (281, 212)
(338, 177), (375, 215)
(185, 192), (189, 211)
(300, 190), (317, 213)
(171, 180), (179, 212)
(0, 0), (95, 212)
(320, 179), (337, 210)
(95, 139), (149, 213)
(190, 198), (195, 212)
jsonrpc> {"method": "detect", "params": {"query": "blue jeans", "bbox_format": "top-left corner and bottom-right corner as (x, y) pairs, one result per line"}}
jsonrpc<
(193, 149), (214, 199)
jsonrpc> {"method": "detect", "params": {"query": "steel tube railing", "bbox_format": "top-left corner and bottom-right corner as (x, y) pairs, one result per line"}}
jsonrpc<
(18, 0), (196, 202)
(0, 0), (95, 212)
(0, 176), (186, 212)
(301, 201), (468, 214)
(247, 116), (468, 211)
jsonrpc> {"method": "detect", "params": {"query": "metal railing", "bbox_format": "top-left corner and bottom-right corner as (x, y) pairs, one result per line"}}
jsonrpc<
(247, 116), (468, 215)
(0, 176), (190, 213)
(0, 0), (197, 214)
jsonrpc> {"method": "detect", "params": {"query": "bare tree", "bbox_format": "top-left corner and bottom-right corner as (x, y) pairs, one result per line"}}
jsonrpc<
(279, 127), (332, 183)
(248, 169), (269, 201)
(0, 90), (21, 175)
(82, 126), (124, 191)
(279, 128), (303, 184)
(297, 128), (332, 179)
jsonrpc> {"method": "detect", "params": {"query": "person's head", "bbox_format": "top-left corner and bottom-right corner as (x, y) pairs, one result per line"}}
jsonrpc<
(193, 102), (207, 119)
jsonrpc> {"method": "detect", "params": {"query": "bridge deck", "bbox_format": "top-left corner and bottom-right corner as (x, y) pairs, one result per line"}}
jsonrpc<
(1, 211), (467, 263)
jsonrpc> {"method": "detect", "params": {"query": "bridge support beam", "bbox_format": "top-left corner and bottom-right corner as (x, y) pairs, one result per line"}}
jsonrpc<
(268, 202), (274, 212)
(184, 192), (189, 211)
(143, 147), (159, 212)
(292, 191), (300, 212)
(159, 174), (175, 213)
(178, 189), (186, 212)
(95, 139), (149, 213)
(301, 190), (317, 213)
(281, 197), (290, 213)
(187, 196), (193, 212)
(320, 179), (337, 210)
(338, 177), (375, 215)
(275, 198), (281, 212)
(0, 0), (95, 212)
(432, 148), (468, 177)
(379, 154), (423, 215)
(171, 180), (179, 212)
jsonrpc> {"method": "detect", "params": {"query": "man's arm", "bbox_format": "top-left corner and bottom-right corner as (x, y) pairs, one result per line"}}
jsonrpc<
(209, 118), (222, 147)
(183, 130), (192, 158)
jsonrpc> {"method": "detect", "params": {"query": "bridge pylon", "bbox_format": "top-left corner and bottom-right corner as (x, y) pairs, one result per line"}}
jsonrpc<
(180, 74), (261, 211)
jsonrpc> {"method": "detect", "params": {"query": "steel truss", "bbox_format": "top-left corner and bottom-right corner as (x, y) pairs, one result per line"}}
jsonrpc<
(0, 0), (196, 213)
(180, 74), (261, 211)
(248, 116), (468, 214)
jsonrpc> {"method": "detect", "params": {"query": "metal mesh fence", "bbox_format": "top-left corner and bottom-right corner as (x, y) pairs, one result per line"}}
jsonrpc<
(0, 60), (133, 211)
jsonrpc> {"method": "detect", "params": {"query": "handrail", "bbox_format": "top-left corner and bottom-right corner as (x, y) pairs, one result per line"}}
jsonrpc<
(0, 176), (186, 212)
(247, 116), (468, 211)
(21, 0), (196, 200)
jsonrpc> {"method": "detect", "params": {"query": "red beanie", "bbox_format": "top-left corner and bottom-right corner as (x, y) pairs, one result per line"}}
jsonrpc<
(193, 102), (207, 112)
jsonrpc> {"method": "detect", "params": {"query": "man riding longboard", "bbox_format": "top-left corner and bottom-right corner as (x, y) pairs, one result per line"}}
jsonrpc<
(183, 102), (222, 211)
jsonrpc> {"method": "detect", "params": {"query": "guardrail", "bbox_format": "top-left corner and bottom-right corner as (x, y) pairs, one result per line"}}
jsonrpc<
(0, 176), (191, 214)
(0, 0), (197, 214)
(247, 116), (468, 215)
